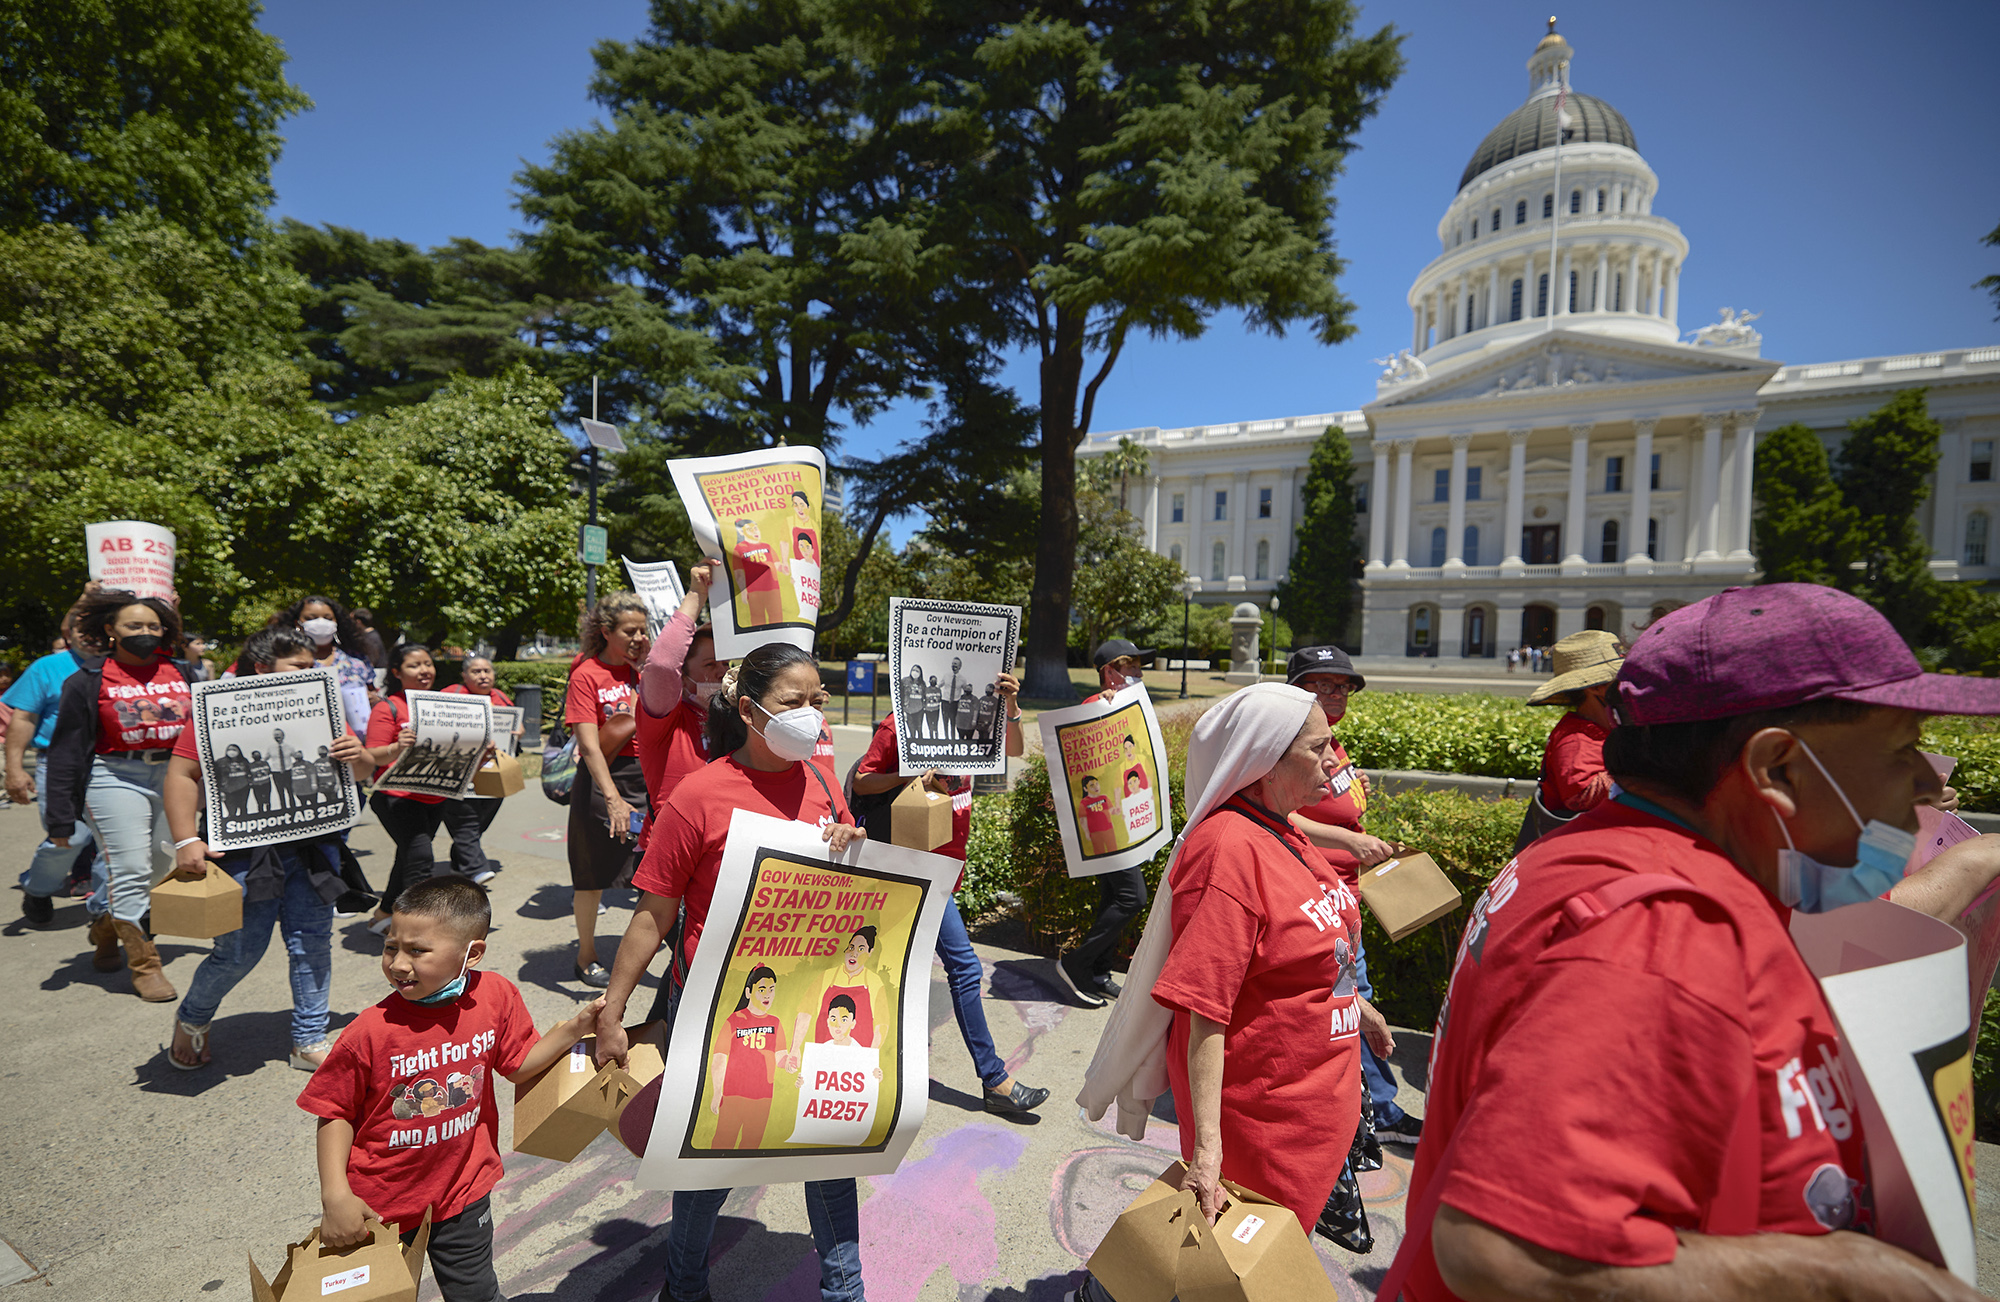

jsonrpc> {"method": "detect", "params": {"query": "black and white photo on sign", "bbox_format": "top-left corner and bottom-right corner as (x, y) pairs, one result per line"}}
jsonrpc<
(623, 556), (686, 634)
(886, 598), (1021, 777)
(488, 706), (524, 757)
(373, 690), (493, 800)
(191, 670), (362, 852)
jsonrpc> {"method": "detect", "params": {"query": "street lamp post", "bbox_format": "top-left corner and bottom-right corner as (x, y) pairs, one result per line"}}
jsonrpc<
(1268, 593), (1281, 678)
(1179, 575), (1201, 699)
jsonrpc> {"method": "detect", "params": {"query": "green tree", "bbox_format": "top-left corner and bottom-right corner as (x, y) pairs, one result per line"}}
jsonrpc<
(864, 0), (1403, 696)
(1276, 424), (1361, 644)
(1070, 455), (1183, 657)
(1835, 389), (1943, 640)
(815, 512), (906, 660)
(0, 0), (309, 253)
(1978, 220), (2000, 320)
(1752, 423), (1854, 586)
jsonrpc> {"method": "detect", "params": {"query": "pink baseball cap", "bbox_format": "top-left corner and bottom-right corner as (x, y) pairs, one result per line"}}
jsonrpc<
(1615, 583), (2000, 725)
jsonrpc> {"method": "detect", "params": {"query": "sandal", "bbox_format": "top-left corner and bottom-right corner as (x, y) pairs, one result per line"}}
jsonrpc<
(169, 1019), (211, 1071)
(290, 1040), (332, 1071)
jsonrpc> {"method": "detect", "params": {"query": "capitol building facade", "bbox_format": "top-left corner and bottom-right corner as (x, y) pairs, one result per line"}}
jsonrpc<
(1080, 24), (2000, 657)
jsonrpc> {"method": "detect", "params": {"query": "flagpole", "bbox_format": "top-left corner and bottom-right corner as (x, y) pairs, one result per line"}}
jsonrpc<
(1546, 55), (1567, 334)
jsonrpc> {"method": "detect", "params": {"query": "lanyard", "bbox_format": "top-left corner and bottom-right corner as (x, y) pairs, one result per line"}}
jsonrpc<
(1613, 789), (1700, 837)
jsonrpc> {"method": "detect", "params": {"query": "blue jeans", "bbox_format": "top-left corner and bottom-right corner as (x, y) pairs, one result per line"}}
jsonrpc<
(1353, 943), (1406, 1124)
(176, 847), (335, 1047)
(20, 754), (102, 906)
(665, 1180), (863, 1302)
(81, 753), (173, 923)
(936, 897), (1008, 1090)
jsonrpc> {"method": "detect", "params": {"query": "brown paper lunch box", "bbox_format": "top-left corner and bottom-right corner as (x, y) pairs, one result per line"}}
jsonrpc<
(512, 1020), (667, 1161)
(150, 863), (243, 939)
(472, 750), (525, 798)
(1355, 850), (1463, 942)
(250, 1212), (430, 1302)
(1176, 1177), (1337, 1302)
(890, 782), (952, 851)
(1084, 1161), (1209, 1302)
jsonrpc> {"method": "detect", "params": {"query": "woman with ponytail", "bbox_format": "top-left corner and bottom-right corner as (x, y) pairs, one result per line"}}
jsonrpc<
(276, 595), (374, 735)
(594, 642), (869, 1302)
(565, 591), (652, 988)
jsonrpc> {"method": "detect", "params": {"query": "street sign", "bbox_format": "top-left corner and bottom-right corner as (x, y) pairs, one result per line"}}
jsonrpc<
(579, 418), (626, 453)
(846, 660), (876, 694)
(579, 524), (609, 566)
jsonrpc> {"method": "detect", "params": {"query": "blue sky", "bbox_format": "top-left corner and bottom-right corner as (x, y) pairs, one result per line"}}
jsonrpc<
(263, 0), (2000, 532)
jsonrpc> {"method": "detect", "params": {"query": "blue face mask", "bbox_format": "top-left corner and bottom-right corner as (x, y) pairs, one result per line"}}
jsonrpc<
(410, 948), (473, 1005)
(1770, 741), (1918, 913)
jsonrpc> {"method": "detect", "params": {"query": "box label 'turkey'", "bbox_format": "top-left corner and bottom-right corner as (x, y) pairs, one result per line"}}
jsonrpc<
(320, 1263), (369, 1295)
(1231, 1214), (1265, 1244)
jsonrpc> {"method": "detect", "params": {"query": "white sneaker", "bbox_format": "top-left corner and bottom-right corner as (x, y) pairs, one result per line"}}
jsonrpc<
(597, 900), (609, 915)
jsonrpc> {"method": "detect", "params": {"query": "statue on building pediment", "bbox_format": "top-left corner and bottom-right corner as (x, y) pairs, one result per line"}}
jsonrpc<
(1688, 307), (1762, 348)
(1374, 349), (1430, 384)
(1477, 345), (1633, 398)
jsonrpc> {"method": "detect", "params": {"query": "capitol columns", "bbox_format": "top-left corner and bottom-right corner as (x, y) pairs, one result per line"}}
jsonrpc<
(1560, 422), (1593, 573)
(1366, 439), (1392, 571)
(1695, 413), (1726, 562)
(1501, 428), (1530, 573)
(1444, 432), (1472, 569)
(1726, 408), (1762, 564)
(1390, 438), (1417, 569)
(1624, 247), (1639, 314)
(1625, 418), (1657, 571)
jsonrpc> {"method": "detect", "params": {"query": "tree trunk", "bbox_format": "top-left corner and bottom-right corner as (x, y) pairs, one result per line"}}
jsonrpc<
(1023, 322), (1087, 701)
(492, 619), (526, 662)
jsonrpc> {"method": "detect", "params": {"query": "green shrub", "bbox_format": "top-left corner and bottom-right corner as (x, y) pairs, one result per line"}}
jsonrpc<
(1334, 692), (1555, 779)
(490, 660), (573, 731)
(1979, 989), (2000, 1142)
(1919, 715), (2000, 814)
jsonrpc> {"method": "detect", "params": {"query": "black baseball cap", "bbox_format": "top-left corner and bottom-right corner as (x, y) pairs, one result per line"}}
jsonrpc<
(1092, 639), (1156, 669)
(1286, 646), (1365, 692)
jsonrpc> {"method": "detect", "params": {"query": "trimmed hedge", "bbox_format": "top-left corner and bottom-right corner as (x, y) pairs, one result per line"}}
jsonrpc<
(1334, 691), (1554, 780)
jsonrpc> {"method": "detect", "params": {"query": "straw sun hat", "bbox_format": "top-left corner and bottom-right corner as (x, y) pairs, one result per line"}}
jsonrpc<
(1526, 630), (1627, 706)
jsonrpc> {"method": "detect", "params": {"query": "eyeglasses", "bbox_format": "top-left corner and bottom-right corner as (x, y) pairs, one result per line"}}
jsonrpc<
(1303, 682), (1353, 699)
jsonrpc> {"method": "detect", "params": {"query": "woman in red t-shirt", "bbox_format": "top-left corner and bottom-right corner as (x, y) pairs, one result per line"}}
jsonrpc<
(362, 645), (440, 928)
(441, 656), (518, 885)
(565, 591), (652, 988)
(593, 642), (868, 1302)
(636, 558), (727, 823)
(42, 590), (192, 1001)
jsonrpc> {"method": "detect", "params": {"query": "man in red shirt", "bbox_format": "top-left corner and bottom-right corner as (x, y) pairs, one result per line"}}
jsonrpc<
(1525, 629), (1624, 821)
(1386, 584), (2000, 1302)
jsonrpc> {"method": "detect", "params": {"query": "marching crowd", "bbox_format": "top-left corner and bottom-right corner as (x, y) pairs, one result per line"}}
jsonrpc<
(9, 569), (2000, 1302)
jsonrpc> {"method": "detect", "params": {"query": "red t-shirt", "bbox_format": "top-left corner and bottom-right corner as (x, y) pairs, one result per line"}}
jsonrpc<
(720, 1007), (786, 1099)
(296, 971), (538, 1226)
(638, 696), (711, 811)
(443, 684), (516, 707)
(1297, 738), (1367, 882)
(854, 713), (973, 862)
(1403, 799), (1869, 1299)
(1082, 793), (1114, 832)
(565, 658), (638, 758)
(367, 696), (441, 804)
(1541, 711), (1611, 814)
(1150, 795), (1363, 1229)
(95, 658), (190, 753)
(734, 539), (779, 592)
(633, 755), (849, 971)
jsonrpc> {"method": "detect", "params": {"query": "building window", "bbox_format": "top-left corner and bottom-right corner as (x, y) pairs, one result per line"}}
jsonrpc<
(1647, 517), (1659, 560)
(1255, 539), (1270, 580)
(1619, 191), (1628, 212)
(1355, 478), (1369, 514)
(1213, 491), (1227, 521)
(1536, 273), (1549, 317)
(1463, 525), (1480, 565)
(1466, 466), (1482, 501)
(1568, 270), (1578, 312)
(1257, 487), (1272, 518)
(1433, 468), (1450, 502)
(1509, 278), (1523, 321)
(1600, 519), (1620, 562)
(1469, 220), (1478, 241)
(1605, 456), (1624, 493)
(1468, 606), (1486, 652)
(1596, 188), (1607, 212)
(1650, 454), (1661, 490)
(1515, 199), (1527, 225)
(1569, 189), (1582, 214)
(1491, 208), (1501, 232)
(1169, 542), (1183, 569)
(1612, 273), (1623, 312)
(1585, 605), (1606, 631)
(1429, 527), (1447, 567)
(1170, 492), (1185, 523)
(1542, 193), (1553, 219)
(1412, 606), (1432, 648)
(1210, 540), (1226, 582)
(1973, 440), (1994, 482)
(1466, 296), (1476, 332)
(1967, 513), (1990, 568)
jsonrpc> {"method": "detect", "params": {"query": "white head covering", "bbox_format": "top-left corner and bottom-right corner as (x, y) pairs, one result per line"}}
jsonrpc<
(1074, 682), (1316, 1138)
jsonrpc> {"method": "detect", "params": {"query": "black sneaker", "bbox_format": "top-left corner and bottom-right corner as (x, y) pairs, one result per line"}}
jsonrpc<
(1054, 955), (1107, 1008)
(1373, 1112), (1424, 1145)
(20, 892), (53, 927)
(1093, 973), (1122, 998)
(984, 1081), (1051, 1114)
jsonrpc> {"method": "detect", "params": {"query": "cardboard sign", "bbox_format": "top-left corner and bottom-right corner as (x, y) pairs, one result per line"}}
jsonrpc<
(512, 1022), (665, 1162)
(150, 864), (243, 939)
(190, 671), (361, 851)
(638, 811), (958, 1189)
(1789, 900), (1976, 1282)
(373, 691), (492, 801)
(249, 1213), (430, 1302)
(887, 598), (1021, 776)
(1356, 851), (1463, 941)
(1037, 685), (1174, 878)
(84, 520), (176, 600)
(667, 446), (826, 657)
(622, 556), (686, 635)
(889, 783), (952, 851)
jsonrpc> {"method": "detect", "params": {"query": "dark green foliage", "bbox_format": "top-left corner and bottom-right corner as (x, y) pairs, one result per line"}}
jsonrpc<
(1836, 388), (1943, 641)
(1277, 424), (1362, 644)
(1978, 221), (2000, 321)
(1752, 423), (1853, 586)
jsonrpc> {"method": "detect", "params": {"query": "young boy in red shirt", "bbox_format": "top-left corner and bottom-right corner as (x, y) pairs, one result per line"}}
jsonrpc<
(299, 878), (602, 1301)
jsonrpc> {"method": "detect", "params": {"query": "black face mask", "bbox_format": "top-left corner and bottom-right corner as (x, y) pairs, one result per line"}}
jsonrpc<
(118, 634), (163, 659)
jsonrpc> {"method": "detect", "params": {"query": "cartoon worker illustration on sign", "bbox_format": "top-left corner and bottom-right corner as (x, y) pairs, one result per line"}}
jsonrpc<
(788, 490), (819, 566)
(730, 518), (786, 628)
(708, 964), (788, 1149)
(792, 927), (891, 1053)
(1080, 774), (1118, 856)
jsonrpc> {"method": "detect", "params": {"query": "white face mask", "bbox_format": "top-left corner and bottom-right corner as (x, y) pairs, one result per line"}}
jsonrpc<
(751, 698), (825, 762)
(689, 680), (722, 708)
(301, 617), (337, 645)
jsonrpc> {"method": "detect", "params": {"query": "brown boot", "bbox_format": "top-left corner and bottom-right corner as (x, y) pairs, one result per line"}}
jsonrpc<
(113, 919), (176, 1002)
(87, 913), (121, 972)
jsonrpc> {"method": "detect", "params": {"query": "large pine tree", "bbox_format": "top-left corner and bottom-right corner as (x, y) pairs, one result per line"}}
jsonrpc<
(1275, 424), (1362, 646)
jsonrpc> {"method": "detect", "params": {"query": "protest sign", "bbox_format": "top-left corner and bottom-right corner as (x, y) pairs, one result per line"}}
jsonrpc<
(667, 447), (826, 656)
(85, 520), (176, 600)
(373, 690), (492, 801)
(1037, 685), (1174, 878)
(1790, 900), (1976, 1283)
(487, 706), (524, 757)
(190, 670), (361, 851)
(638, 811), (958, 1189)
(622, 556), (686, 635)
(887, 598), (1020, 777)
